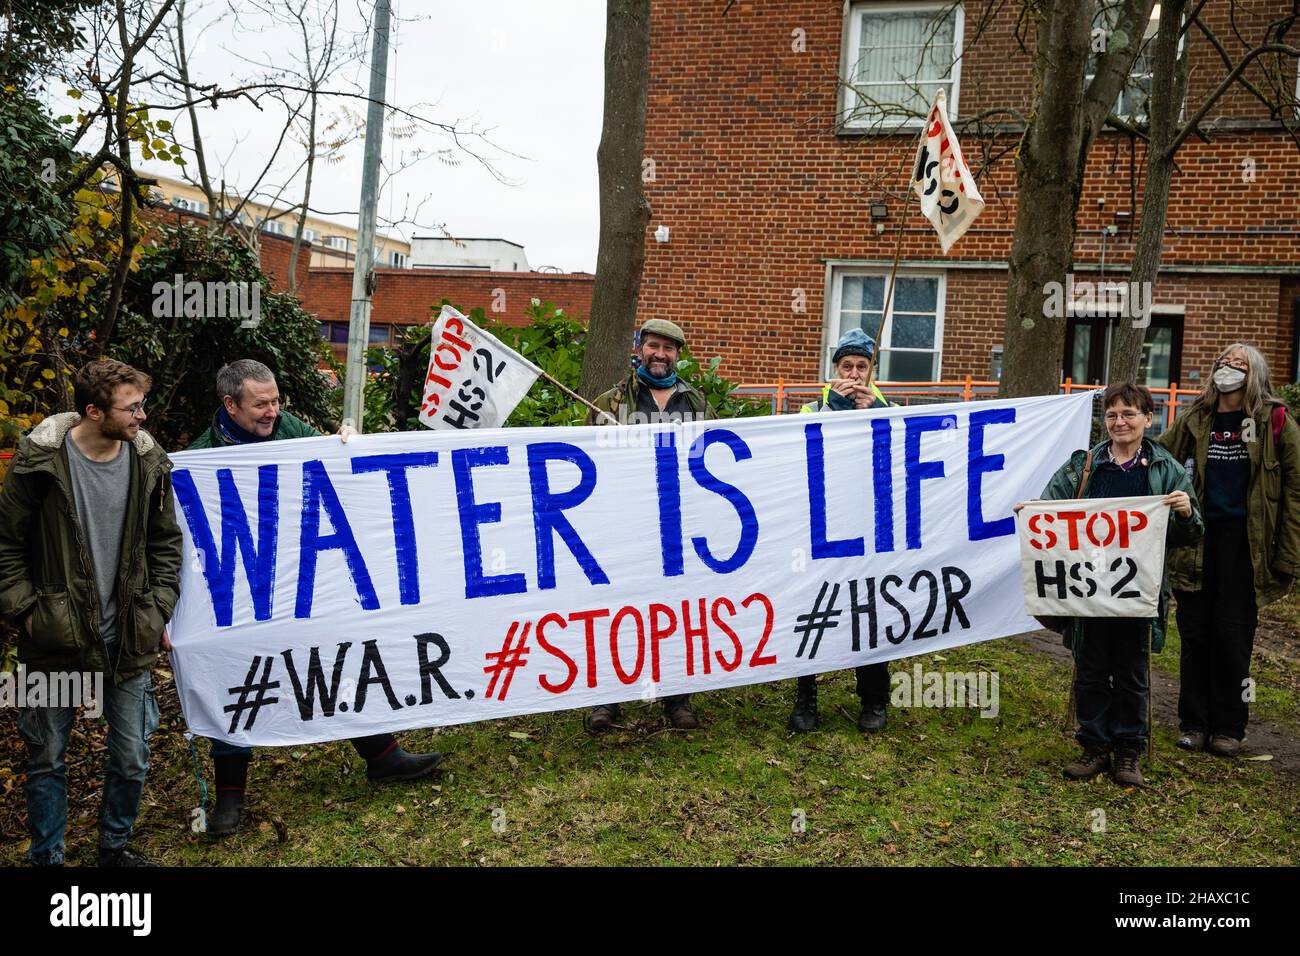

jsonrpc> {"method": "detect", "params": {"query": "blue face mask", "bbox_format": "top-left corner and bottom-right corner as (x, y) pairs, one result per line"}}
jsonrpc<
(636, 364), (677, 389)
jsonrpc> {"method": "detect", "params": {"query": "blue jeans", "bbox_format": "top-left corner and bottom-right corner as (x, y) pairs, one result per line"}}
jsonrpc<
(18, 670), (159, 865)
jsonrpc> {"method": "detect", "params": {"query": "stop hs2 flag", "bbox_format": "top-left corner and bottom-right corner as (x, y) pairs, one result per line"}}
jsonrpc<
(911, 89), (985, 253)
(1017, 496), (1171, 619)
(419, 304), (542, 430)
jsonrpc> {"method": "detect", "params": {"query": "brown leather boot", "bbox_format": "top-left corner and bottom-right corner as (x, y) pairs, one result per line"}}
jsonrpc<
(664, 698), (700, 730)
(584, 703), (621, 734)
(1112, 749), (1145, 787)
(1063, 745), (1110, 780)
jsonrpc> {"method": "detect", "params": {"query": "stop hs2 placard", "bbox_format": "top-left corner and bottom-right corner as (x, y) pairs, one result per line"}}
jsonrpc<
(1018, 497), (1170, 619)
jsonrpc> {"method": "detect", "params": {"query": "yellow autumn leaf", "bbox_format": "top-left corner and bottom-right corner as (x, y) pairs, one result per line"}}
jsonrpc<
(41, 370), (55, 380)
(58, 327), (68, 337)
(97, 209), (113, 228)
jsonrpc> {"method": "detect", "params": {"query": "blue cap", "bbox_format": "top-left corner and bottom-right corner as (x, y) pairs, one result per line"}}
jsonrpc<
(832, 328), (876, 365)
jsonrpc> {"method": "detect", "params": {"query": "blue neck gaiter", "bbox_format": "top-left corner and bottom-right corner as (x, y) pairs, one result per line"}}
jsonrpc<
(636, 365), (677, 389)
(218, 405), (274, 445)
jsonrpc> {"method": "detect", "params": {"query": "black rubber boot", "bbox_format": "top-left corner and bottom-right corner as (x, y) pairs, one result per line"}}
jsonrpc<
(366, 744), (445, 782)
(585, 703), (622, 734)
(208, 753), (251, 836)
(787, 676), (818, 732)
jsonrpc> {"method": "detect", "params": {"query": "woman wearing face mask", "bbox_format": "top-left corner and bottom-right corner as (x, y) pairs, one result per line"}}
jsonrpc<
(1158, 343), (1300, 756)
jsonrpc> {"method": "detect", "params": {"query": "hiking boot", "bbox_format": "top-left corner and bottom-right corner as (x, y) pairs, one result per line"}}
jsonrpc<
(206, 789), (245, 837)
(1207, 734), (1242, 757)
(1112, 749), (1145, 787)
(857, 702), (887, 733)
(367, 746), (445, 782)
(1177, 731), (1207, 751)
(787, 678), (818, 733)
(1063, 745), (1110, 780)
(665, 699), (700, 730)
(98, 846), (158, 868)
(584, 703), (621, 734)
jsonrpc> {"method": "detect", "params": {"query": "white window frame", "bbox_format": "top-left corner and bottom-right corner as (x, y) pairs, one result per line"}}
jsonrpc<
(838, 1), (965, 132)
(824, 268), (946, 381)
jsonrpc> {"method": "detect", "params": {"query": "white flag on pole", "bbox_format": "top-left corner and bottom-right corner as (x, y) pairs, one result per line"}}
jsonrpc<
(911, 89), (985, 253)
(418, 304), (542, 429)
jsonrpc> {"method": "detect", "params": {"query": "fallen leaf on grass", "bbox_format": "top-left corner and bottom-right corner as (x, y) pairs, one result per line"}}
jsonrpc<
(890, 819), (900, 832)
(508, 731), (531, 741)
(884, 843), (898, 854)
(1243, 754), (1273, 761)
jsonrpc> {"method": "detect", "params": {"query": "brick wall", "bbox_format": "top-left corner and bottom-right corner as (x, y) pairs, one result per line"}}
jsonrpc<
(299, 267), (595, 357)
(639, 0), (1300, 384)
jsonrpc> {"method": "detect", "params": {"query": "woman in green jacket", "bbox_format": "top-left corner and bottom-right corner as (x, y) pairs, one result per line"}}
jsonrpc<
(1157, 343), (1300, 756)
(1027, 382), (1202, 786)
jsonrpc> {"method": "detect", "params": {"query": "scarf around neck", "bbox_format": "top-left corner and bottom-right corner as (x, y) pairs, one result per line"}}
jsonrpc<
(218, 405), (275, 445)
(636, 365), (677, 390)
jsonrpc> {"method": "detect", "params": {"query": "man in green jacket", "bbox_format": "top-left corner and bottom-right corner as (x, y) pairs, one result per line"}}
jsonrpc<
(584, 319), (715, 732)
(189, 359), (443, 837)
(0, 359), (183, 866)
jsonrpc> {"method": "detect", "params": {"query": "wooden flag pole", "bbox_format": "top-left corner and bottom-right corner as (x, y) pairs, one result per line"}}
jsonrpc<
(537, 367), (620, 425)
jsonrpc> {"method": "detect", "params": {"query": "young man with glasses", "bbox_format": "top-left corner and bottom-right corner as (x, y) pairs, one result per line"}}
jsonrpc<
(0, 359), (183, 865)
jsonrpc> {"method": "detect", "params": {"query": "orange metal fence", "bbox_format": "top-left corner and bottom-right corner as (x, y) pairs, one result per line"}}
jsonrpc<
(733, 376), (1202, 431)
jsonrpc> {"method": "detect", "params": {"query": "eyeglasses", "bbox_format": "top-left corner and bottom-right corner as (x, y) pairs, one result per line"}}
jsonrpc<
(1215, 359), (1249, 372)
(113, 401), (147, 418)
(1104, 410), (1144, 423)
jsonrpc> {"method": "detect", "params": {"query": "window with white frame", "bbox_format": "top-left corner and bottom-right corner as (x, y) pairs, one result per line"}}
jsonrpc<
(840, 2), (963, 130)
(827, 271), (945, 381)
(1086, 2), (1177, 121)
(389, 250), (407, 268)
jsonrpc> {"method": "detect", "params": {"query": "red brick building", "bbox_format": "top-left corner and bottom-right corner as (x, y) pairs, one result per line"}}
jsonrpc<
(298, 267), (595, 360)
(637, 0), (1300, 392)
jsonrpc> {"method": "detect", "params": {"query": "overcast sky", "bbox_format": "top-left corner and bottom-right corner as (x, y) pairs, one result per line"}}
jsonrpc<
(130, 0), (607, 272)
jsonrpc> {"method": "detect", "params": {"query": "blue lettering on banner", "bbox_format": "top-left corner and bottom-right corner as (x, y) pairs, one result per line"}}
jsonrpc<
(804, 422), (865, 559)
(453, 446), (527, 599)
(655, 432), (684, 577)
(688, 429), (759, 573)
(871, 418), (895, 554)
(172, 466), (279, 627)
(904, 415), (956, 550)
(351, 452), (441, 605)
(296, 460), (380, 618)
(527, 442), (609, 590)
(967, 407), (1017, 541)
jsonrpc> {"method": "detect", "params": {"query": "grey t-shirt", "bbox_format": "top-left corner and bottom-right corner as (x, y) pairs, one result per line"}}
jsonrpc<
(65, 434), (130, 643)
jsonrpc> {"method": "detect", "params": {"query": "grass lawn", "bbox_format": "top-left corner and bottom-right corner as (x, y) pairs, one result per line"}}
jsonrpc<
(4, 633), (1295, 866)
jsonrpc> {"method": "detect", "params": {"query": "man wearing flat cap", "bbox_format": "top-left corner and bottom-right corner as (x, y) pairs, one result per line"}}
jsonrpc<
(584, 318), (716, 733)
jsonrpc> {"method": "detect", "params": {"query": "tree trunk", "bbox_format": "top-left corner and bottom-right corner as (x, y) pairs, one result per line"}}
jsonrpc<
(999, 0), (1156, 397)
(1108, 0), (1189, 385)
(579, 0), (652, 399)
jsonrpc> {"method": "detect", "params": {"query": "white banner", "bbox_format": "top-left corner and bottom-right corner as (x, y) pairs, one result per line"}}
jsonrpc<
(1017, 496), (1171, 618)
(911, 89), (985, 253)
(166, 392), (1093, 745)
(418, 304), (541, 430)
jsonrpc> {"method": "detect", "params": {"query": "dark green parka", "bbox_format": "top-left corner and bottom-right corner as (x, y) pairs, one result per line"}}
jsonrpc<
(0, 413), (183, 683)
(588, 371), (715, 425)
(1039, 438), (1203, 654)
(1157, 399), (1300, 608)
